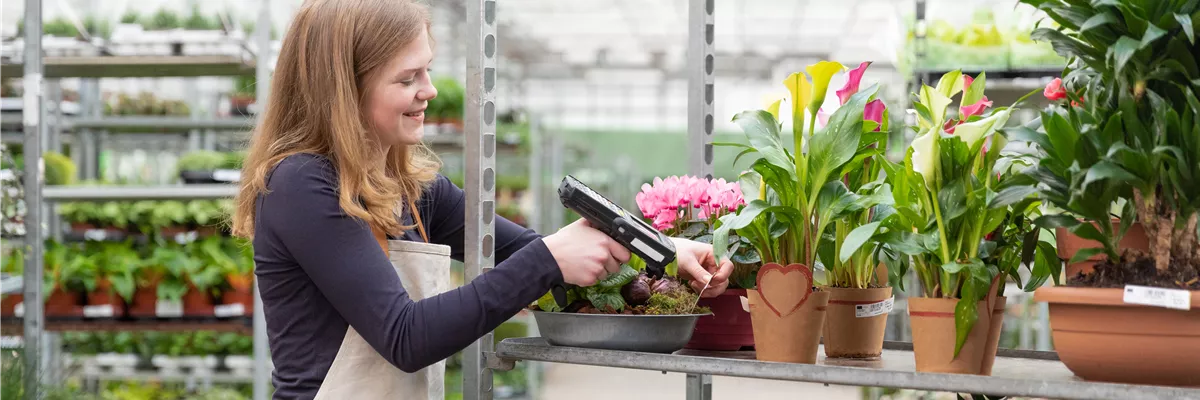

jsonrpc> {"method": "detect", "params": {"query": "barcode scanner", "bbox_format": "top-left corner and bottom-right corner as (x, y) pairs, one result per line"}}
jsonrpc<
(551, 175), (677, 308)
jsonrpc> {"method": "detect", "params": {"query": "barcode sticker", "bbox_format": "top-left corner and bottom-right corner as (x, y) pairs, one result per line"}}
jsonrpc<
(740, 296), (749, 313)
(156, 301), (184, 318)
(83, 229), (109, 241)
(174, 231), (198, 244)
(214, 303), (245, 317)
(855, 297), (894, 318)
(213, 169), (241, 182)
(83, 304), (115, 318)
(1123, 285), (1191, 311)
(14, 302), (23, 318)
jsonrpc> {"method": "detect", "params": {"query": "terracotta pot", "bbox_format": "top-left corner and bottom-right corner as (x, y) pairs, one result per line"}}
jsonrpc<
(1035, 287), (1200, 386)
(182, 284), (214, 317)
(220, 289), (255, 314)
(45, 289), (84, 317)
(129, 273), (162, 317)
(195, 226), (219, 237)
(70, 222), (97, 231)
(980, 296), (1007, 375)
(1, 293), (23, 317)
(160, 226), (190, 238)
(86, 291), (127, 318)
(1056, 220), (1148, 277)
(226, 273), (254, 292)
(747, 263), (830, 364)
(908, 297), (992, 374)
(822, 286), (892, 359)
(684, 289), (755, 351)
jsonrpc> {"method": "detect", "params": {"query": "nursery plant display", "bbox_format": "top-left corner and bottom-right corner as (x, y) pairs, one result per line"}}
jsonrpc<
(879, 69), (1053, 374)
(1003, 0), (1200, 386)
(712, 59), (890, 364)
(632, 175), (755, 351)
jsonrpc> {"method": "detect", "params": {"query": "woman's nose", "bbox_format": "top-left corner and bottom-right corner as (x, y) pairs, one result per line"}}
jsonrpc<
(417, 81), (438, 101)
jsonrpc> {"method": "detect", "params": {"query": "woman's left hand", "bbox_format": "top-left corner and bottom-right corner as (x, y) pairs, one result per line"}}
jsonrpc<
(670, 238), (734, 298)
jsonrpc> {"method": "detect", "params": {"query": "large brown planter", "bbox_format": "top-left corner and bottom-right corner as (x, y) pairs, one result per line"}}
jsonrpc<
(1056, 220), (1148, 277)
(908, 297), (993, 374)
(822, 286), (892, 359)
(747, 263), (829, 364)
(1035, 287), (1200, 386)
(685, 289), (754, 351)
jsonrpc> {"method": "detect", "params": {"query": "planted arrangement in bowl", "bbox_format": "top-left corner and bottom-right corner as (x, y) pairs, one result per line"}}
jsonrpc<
(712, 60), (889, 364)
(880, 70), (1054, 374)
(632, 175), (757, 351)
(1005, 0), (1200, 386)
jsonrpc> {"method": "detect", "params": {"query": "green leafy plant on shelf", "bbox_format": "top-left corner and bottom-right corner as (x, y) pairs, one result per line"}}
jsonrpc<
(1003, 0), (1200, 285)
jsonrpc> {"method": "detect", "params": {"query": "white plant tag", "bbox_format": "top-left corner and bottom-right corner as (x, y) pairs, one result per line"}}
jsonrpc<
(1123, 285), (1191, 311)
(214, 303), (245, 317)
(174, 231), (198, 244)
(855, 296), (894, 318)
(739, 296), (749, 313)
(83, 304), (115, 318)
(156, 301), (184, 317)
(83, 229), (109, 241)
(213, 169), (241, 182)
(14, 302), (23, 318)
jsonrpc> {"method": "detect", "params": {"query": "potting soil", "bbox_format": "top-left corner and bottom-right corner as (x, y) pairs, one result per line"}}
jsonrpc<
(1070, 251), (1200, 290)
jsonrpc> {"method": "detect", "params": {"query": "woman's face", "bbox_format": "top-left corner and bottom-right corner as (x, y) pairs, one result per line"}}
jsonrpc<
(364, 26), (437, 148)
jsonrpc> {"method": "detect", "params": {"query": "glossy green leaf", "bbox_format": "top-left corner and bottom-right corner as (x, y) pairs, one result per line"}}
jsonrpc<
(1177, 13), (1195, 44)
(1068, 247), (1106, 265)
(961, 72), (987, 107)
(1080, 12), (1117, 32)
(954, 286), (982, 357)
(732, 110), (796, 179)
(1140, 23), (1167, 48)
(935, 70), (964, 99)
(738, 170), (763, 202)
(989, 186), (1038, 209)
(808, 86), (875, 191)
(839, 221), (883, 262)
(1112, 36), (1140, 75)
(1082, 160), (1142, 190)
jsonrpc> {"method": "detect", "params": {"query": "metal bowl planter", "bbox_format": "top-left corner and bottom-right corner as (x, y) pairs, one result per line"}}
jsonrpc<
(531, 310), (710, 354)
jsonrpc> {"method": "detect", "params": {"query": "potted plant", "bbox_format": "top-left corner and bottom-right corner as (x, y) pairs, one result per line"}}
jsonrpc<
(1007, 0), (1200, 386)
(433, 77), (465, 132)
(2, 247), (24, 317)
(879, 70), (1050, 374)
(78, 242), (139, 319)
(178, 151), (239, 184)
(712, 60), (888, 363)
(205, 238), (253, 316)
(631, 175), (752, 351)
(130, 245), (191, 318)
(43, 241), (86, 318)
(182, 237), (228, 317)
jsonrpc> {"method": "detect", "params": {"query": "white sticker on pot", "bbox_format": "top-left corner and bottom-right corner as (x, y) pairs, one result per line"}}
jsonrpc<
(83, 229), (109, 241)
(156, 301), (184, 318)
(856, 297), (894, 318)
(739, 296), (749, 313)
(214, 303), (245, 317)
(83, 304), (115, 318)
(213, 169), (241, 182)
(1123, 285), (1191, 311)
(14, 302), (23, 318)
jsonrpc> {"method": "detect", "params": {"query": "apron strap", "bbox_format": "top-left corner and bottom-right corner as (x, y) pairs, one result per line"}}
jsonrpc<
(370, 199), (430, 254)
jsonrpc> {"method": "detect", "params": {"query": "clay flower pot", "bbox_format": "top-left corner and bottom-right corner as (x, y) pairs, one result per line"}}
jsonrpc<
(1035, 287), (1200, 386)
(86, 278), (127, 318)
(685, 288), (754, 351)
(182, 283), (215, 317)
(45, 288), (84, 317)
(220, 273), (255, 314)
(979, 296), (1007, 375)
(823, 286), (892, 359)
(747, 263), (830, 364)
(1, 293), (23, 317)
(129, 274), (161, 318)
(908, 297), (993, 374)
(1056, 220), (1148, 277)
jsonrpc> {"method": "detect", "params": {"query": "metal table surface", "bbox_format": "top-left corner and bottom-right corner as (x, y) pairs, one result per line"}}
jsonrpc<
(494, 337), (1200, 400)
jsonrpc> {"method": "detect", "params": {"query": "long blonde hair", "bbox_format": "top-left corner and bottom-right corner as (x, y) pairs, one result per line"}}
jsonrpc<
(232, 0), (441, 239)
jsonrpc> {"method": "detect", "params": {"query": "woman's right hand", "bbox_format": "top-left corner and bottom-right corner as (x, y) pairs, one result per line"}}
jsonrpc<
(542, 218), (631, 286)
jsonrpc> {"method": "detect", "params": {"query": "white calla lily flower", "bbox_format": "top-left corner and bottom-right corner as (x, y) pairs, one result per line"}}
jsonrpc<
(910, 129), (938, 186)
(953, 108), (1012, 150)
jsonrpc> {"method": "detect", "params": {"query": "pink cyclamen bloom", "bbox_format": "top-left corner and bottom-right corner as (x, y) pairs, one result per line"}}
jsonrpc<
(864, 99), (886, 132)
(836, 61), (872, 105)
(1044, 78), (1067, 101)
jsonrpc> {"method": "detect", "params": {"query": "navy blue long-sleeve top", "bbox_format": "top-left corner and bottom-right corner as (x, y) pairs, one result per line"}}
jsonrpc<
(252, 153), (562, 399)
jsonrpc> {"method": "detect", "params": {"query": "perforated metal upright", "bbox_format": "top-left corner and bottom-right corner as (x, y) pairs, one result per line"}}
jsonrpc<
(463, 0), (499, 399)
(688, 0), (717, 181)
(21, 0), (47, 396)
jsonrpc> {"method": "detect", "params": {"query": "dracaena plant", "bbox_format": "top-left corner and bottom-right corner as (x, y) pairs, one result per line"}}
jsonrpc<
(1003, 0), (1200, 276)
(881, 70), (1050, 355)
(713, 60), (890, 282)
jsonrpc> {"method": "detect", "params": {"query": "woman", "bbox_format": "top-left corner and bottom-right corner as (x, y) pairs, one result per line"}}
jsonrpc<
(231, 0), (733, 399)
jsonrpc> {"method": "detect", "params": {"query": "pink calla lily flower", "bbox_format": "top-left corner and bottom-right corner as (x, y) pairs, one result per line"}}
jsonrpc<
(836, 61), (872, 105)
(960, 96), (993, 119)
(864, 99), (886, 132)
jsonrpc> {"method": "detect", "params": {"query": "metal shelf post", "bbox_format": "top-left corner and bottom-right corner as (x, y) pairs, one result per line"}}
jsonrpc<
(688, 0), (716, 180)
(464, 0), (499, 399)
(22, 0), (47, 398)
(252, 1), (272, 400)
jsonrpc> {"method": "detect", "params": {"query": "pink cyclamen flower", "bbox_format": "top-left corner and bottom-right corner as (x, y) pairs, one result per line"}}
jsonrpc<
(836, 61), (872, 105)
(1044, 78), (1067, 101)
(864, 99), (886, 132)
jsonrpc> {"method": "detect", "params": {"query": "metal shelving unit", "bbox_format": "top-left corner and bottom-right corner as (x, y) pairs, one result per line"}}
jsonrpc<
(12, 1), (274, 400)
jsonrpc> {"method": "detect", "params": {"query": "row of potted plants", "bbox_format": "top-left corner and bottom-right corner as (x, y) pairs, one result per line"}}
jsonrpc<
(0, 236), (254, 319)
(58, 199), (231, 239)
(674, 0), (1198, 387)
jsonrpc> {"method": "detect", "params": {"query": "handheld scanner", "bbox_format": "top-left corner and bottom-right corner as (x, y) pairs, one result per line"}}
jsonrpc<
(551, 175), (677, 307)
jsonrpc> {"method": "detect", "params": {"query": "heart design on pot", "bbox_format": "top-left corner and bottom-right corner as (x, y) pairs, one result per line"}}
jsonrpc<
(755, 263), (813, 318)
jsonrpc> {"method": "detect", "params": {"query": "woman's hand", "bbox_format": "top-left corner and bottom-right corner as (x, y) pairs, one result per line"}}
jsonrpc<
(543, 219), (631, 286)
(671, 238), (734, 298)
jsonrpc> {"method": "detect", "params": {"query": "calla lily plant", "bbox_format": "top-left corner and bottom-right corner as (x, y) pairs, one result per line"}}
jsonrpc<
(879, 70), (1055, 356)
(712, 60), (892, 288)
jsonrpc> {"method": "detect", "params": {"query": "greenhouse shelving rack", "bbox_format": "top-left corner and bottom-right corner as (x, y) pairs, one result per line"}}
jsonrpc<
(13, 1), (275, 399)
(0, 317), (253, 336)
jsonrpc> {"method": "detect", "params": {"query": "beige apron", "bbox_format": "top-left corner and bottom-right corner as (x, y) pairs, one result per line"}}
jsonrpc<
(314, 202), (450, 400)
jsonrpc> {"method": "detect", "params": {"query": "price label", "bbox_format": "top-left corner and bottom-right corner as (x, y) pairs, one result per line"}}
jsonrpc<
(83, 229), (109, 241)
(1123, 285), (1191, 311)
(156, 301), (184, 318)
(214, 303), (245, 317)
(856, 297), (894, 318)
(174, 231), (198, 245)
(14, 302), (23, 318)
(739, 296), (750, 313)
(83, 304), (115, 318)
